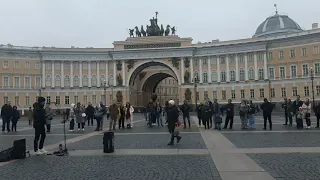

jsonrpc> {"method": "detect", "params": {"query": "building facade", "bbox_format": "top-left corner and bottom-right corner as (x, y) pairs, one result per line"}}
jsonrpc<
(1, 12), (320, 109)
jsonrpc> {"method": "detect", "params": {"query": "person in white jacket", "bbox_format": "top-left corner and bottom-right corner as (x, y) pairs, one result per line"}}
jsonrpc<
(301, 98), (312, 129)
(125, 102), (134, 128)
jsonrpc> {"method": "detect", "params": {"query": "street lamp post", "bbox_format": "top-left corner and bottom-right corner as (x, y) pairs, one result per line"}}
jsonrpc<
(194, 76), (199, 110)
(310, 67), (315, 112)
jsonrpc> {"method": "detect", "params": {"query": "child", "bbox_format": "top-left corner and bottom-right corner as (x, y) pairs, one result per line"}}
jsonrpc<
(296, 107), (303, 129)
(11, 106), (20, 132)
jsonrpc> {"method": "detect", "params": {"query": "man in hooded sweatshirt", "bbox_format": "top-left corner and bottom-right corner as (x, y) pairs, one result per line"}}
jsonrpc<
(33, 97), (47, 155)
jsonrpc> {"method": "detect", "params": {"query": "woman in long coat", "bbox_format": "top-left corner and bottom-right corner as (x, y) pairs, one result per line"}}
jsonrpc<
(74, 102), (85, 131)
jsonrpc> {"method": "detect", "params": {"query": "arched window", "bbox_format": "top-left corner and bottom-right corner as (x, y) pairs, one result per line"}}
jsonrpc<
(211, 70), (217, 82)
(64, 75), (70, 87)
(100, 75), (106, 84)
(193, 71), (199, 81)
(73, 76), (79, 87)
(221, 69), (226, 82)
(248, 67), (255, 80)
(109, 75), (114, 86)
(83, 75), (88, 87)
(45, 75), (51, 87)
(91, 75), (97, 87)
(203, 71), (208, 83)
(258, 68), (264, 80)
(239, 68), (245, 81)
(55, 75), (61, 87)
(230, 69), (236, 81)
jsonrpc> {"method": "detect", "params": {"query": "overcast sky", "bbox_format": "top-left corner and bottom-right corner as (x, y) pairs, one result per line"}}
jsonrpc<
(0, 0), (319, 48)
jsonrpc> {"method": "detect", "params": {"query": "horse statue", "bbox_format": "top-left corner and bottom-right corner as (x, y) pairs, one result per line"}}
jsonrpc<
(156, 25), (161, 36)
(141, 25), (146, 37)
(146, 25), (151, 36)
(135, 26), (141, 37)
(129, 29), (134, 37)
(160, 24), (164, 36)
(165, 25), (170, 36)
(171, 26), (176, 36)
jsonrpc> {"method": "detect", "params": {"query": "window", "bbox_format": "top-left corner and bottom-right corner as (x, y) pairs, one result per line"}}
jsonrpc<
(24, 77), (31, 88)
(3, 96), (8, 104)
(64, 75), (70, 87)
(220, 56), (225, 64)
(229, 56), (235, 64)
(202, 58), (207, 65)
(259, 89), (264, 98)
(281, 87), (287, 97)
(3, 61), (8, 68)
(203, 72), (208, 83)
(3, 76), (9, 88)
(240, 89), (245, 99)
(222, 90), (226, 100)
(270, 88), (275, 98)
(45, 75), (51, 87)
(220, 70), (226, 82)
(46, 96), (51, 104)
(14, 96), (19, 106)
(257, 53), (263, 61)
(317, 86), (320, 96)
(290, 49), (296, 58)
(304, 86), (310, 96)
(56, 96), (60, 105)
(258, 68), (264, 80)
(279, 51), (284, 59)
(91, 62), (97, 69)
(268, 67), (274, 79)
(292, 87), (298, 97)
(211, 71), (217, 82)
(291, 65), (297, 78)
(73, 76), (79, 87)
(65, 96), (70, 105)
(239, 69), (245, 81)
(14, 77), (20, 88)
(212, 91), (217, 99)
(36, 76), (41, 88)
(83, 95), (88, 105)
(74, 96), (78, 104)
(35, 62), (40, 69)
(25, 96), (30, 106)
(204, 91), (208, 99)
(302, 48), (307, 56)
(314, 46), (319, 55)
(55, 62), (61, 70)
(248, 68), (254, 80)
(55, 75), (61, 87)
(193, 71), (199, 81)
(315, 63), (320, 75)
(45, 62), (51, 70)
(92, 95), (97, 104)
(196, 92), (199, 101)
(14, 61), (20, 69)
(91, 75), (97, 86)
(280, 67), (285, 78)
(73, 62), (79, 70)
(230, 70), (235, 81)
(100, 75), (106, 84)
(100, 62), (105, 69)
(250, 89), (255, 99)
(64, 62), (70, 70)
(210, 56), (217, 65)
(194, 59), (198, 66)
(248, 54), (254, 63)
(25, 62), (30, 69)
(239, 55), (244, 63)
(268, 52), (273, 60)
(231, 90), (235, 99)
(302, 64), (309, 76)
(101, 95), (106, 103)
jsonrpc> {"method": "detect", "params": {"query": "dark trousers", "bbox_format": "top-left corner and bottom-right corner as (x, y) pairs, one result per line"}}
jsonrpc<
(119, 117), (125, 128)
(28, 119), (32, 125)
(202, 118), (210, 129)
(46, 124), (51, 132)
(263, 113), (272, 129)
(69, 119), (75, 130)
(317, 115), (320, 127)
(11, 120), (17, 131)
(168, 126), (180, 143)
(183, 115), (190, 127)
(2, 117), (10, 132)
(284, 112), (288, 124)
(209, 116), (212, 128)
(297, 118), (303, 129)
(197, 115), (202, 126)
(305, 113), (311, 127)
(87, 116), (94, 126)
(34, 125), (46, 152)
(288, 113), (293, 125)
(78, 123), (85, 129)
(96, 118), (101, 130)
(224, 115), (234, 129)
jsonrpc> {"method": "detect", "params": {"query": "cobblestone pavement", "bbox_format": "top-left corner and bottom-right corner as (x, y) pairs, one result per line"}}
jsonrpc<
(248, 153), (320, 180)
(0, 155), (221, 180)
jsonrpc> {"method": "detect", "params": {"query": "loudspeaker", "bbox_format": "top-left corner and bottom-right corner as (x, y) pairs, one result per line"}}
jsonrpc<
(12, 139), (26, 159)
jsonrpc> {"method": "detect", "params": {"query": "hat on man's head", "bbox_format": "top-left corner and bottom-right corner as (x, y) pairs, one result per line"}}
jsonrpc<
(37, 97), (46, 103)
(168, 100), (175, 105)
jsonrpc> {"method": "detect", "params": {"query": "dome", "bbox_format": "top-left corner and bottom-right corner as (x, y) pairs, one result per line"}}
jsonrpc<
(254, 13), (303, 37)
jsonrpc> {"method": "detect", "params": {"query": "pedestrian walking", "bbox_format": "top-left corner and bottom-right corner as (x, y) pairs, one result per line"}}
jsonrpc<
(282, 98), (289, 125)
(85, 102), (95, 126)
(260, 98), (273, 130)
(180, 100), (191, 128)
(33, 97), (47, 155)
(197, 103), (203, 127)
(212, 99), (220, 129)
(1, 101), (12, 132)
(166, 100), (181, 146)
(11, 106), (20, 132)
(28, 107), (33, 126)
(287, 99), (294, 126)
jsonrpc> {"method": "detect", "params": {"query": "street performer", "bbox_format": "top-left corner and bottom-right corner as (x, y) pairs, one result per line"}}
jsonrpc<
(33, 97), (47, 155)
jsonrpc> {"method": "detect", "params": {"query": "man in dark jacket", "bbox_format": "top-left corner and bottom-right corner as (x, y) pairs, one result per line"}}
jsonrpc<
(260, 98), (273, 130)
(293, 95), (303, 127)
(223, 99), (235, 129)
(212, 99), (220, 129)
(146, 100), (155, 127)
(1, 101), (12, 132)
(201, 101), (211, 129)
(180, 100), (191, 128)
(197, 103), (203, 127)
(86, 102), (95, 126)
(315, 102), (320, 128)
(33, 97), (47, 155)
(167, 100), (181, 145)
(282, 98), (289, 125)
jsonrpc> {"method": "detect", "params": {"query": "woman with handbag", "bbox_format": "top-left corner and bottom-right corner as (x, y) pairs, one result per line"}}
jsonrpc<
(125, 102), (134, 129)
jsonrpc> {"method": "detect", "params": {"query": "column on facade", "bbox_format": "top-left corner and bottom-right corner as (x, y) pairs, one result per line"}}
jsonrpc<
(264, 52), (268, 79)
(97, 61), (100, 87)
(217, 56), (221, 82)
(199, 58), (203, 83)
(244, 54), (249, 81)
(190, 57), (194, 82)
(235, 54), (239, 81)
(208, 56), (212, 83)
(42, 61), (45, 88)
(113, 61), (117, 86)
(88, 61), (92, 87)
(70, 62), (73, 87)
(61, 61), (64, 88)
(254, 52), (258, 80)
(79, 62), (83, 87)
(51, 61), (55, 88)
(122, 60), (125, 86)
(105, 61), (109, 84)
(226, 55), (230, 82)
(181, 58), (185, 84)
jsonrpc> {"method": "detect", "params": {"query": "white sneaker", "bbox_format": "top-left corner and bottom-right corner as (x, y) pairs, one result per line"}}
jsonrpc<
(82, 128), (84, 131)
(39, 149), (47, 154)
(35, 150), (42, 156)
(69, 130), (73, 132)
